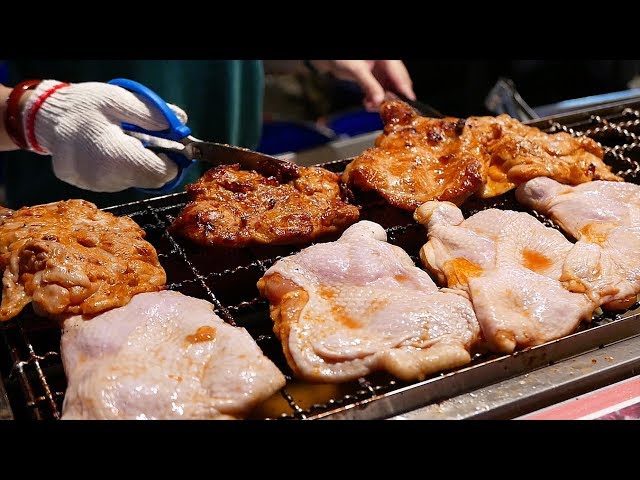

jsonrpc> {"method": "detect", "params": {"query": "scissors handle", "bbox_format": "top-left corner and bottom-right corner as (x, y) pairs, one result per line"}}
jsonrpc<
(107, 78), (195, 193)
(108, 78), (192, 141)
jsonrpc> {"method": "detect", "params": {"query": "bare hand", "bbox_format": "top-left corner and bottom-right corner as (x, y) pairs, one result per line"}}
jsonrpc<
(310, 60), (416, 111)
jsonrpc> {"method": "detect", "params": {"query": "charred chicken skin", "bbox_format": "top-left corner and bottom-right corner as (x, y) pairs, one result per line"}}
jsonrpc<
(170, 165), (360, 247)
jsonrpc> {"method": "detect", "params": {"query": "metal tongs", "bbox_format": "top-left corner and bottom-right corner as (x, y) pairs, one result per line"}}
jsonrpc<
(107, 78), (301, 192)
(484, 77), (539, 121)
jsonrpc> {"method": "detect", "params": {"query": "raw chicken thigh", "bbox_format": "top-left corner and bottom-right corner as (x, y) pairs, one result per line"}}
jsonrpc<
(415, 201), (595, 353)
(61, 290), (285, 420)
(517, 177), (640, 310)
(258, 221), (480, 382)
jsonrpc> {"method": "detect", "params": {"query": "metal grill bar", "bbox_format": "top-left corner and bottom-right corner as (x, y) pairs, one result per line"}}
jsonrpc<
(147, 204), (238, 326)
(2, 99), (640, 420)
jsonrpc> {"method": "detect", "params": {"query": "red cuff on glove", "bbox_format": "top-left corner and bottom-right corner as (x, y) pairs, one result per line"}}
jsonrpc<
(23, 82), (71, 153)
(4, 79), (41, 149)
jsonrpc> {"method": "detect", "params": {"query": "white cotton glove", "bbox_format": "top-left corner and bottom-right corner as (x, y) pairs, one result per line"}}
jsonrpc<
(21, 80), (188, 192)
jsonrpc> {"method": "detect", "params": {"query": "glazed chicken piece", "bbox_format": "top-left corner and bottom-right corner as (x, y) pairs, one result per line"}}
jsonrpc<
(474, 114), (621, 198)
(342, 101), (621, 210)
(0, 200), (166, 321)
(61, 290), (286, 420)
(169, 165), (360, 247)
(516, 177), (640, 310)
(415, 201), (595, 354)
(257, 221), (480, 383)
(342, 101), (486, 210)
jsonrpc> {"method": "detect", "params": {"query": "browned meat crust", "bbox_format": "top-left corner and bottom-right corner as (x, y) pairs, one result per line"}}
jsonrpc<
(472, 114), (621, 198)
(342, 101), (622, 210)
(0, 200), (166, 321)
(169, 165), (360, 247)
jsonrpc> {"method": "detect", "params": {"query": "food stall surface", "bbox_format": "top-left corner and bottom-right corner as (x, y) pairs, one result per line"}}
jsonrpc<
(2, 92), (640, 420)
(518, 374), (640, 420)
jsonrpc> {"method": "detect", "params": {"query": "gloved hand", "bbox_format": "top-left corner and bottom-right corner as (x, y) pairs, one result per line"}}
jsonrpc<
(21, 80), (187, 192)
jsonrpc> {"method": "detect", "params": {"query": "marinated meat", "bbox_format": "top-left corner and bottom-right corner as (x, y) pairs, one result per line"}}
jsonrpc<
(415, 202), (595, 354)
(342, 101), (621, 210)
(517, 177), (640, 310)
(342, 101), (485, 210)
(257, 221), (480, 383)
(478, 114), (621, 198)
(0, 199), (165, 321)
(61, 290), (286, 419)
(169, 165), (360, 247)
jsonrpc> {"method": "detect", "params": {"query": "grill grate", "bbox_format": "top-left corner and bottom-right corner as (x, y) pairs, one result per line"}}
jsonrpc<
(3, 99), (640, 420)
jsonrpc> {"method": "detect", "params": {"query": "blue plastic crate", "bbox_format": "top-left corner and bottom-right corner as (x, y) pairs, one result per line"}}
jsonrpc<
(326, 109), (383, 138)
(257, 120), (335, 155)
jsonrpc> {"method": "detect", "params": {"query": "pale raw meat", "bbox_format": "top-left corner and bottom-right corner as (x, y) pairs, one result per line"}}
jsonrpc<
(257, 221), (480, 383)
(516, 177), (640, 310)
(61, 290), (286, 420)
(415, 202), (595, 353)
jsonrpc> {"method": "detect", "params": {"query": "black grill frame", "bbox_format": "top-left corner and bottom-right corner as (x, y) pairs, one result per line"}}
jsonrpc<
(2, 99), (640, 420)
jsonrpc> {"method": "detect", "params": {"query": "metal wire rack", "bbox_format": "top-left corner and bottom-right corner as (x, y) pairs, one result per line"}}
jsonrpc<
(2, 99), (640, 420)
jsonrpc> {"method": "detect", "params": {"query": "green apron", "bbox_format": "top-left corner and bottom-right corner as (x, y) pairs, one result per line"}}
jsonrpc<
(3, 60), (264, 209)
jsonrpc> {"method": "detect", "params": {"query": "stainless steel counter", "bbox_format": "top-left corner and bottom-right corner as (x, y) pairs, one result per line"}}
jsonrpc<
(390, 333), (640, 420)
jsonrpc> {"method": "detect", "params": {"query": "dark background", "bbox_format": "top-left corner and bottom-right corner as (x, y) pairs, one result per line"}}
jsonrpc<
(403, 60), (640, 116)
(324, 60), (640, 118)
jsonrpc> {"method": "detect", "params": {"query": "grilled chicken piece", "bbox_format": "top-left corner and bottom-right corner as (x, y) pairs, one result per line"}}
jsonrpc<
(169, 165), (360, 247)
(257, 221), (480, 383)
(61, 290), (286, 420)
(342, 101), (621, 210)
(342, 101), (486, 210)
(517, 177), (640, 310)
(416, 202), (595, 354)
(473, 114), (621, 197)
(0, 200), (165, 321)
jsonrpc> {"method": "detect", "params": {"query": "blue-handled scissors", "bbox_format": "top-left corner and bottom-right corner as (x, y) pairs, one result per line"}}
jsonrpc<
(108, 78), (300, 193)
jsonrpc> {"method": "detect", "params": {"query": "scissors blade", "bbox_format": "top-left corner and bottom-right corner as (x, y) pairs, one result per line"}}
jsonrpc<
(184, 141), (301, 182)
